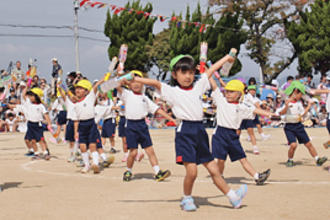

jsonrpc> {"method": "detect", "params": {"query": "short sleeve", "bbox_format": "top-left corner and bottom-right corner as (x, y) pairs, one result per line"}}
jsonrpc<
(238, 103), (256, 120)
(211, 89), (225, 106)
(160, 83), (176, 107)
(118, 89), (129, 102)
(194, 74), (210, 95)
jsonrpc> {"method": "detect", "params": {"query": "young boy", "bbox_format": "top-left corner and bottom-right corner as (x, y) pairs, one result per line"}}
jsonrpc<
(237, 85), (261, 154)
(209, 78), (272, 185)
(116, 70), (173, 182)
(279, 81), (327, 167)
(116, 98), (129, 162)
(134, 55), (248, 211)
(72, 78), (107, 174)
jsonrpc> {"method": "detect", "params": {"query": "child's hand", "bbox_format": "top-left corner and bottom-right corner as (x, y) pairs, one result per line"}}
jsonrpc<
(226, 54), (235, 63)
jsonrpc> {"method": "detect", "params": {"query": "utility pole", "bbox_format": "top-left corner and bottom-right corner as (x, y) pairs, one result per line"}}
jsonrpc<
(73, 0), (80, 72)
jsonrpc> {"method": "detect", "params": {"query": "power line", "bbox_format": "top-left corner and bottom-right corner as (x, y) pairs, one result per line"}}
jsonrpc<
(0, 23), (103, 33)
(0, 33), (108, 42)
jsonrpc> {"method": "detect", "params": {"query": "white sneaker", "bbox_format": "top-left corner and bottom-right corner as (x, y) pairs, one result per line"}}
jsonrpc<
(67, 155), (76, 163)
(261, 134), (271, 141)
(253, 146), (260, 155)
(80, 166), (89, 174)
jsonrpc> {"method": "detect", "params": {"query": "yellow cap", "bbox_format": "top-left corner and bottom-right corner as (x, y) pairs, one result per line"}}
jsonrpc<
(30, 87), (44, 98)
(75, 79), (92, 91)
(131, 70), (143, 78)
(224, 80), (245, 94)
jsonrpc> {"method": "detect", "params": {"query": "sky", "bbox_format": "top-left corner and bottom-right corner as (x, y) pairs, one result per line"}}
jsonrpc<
(0, 0), (305, 84)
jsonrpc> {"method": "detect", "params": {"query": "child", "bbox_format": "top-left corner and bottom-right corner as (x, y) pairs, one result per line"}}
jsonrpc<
(209, 78), (272, 185)
(72, 78), (105, 174)
(5, 112), (17, 132)
(116, 70), (173, 182)
(237, 85), (261, 154)
(22, 87), (52, 159)
(116, 98), (129, 162)
(134, 55), (248, 211)
(50, 90), (67, 144)
(279, 81), (327, 167)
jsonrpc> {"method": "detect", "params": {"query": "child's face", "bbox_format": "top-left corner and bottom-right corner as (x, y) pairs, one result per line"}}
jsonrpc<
(292, 90), (303, 100)
(248, 89), (256, 96)
(224, 90), (241, 103)
(172, 69), (195, 88)
(75, 87), (88, 99)
(129, 80), (143, 93)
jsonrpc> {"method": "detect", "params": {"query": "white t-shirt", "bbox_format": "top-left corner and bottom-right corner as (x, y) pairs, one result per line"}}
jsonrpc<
(65, 97), (76, 120)
(119, 89), (159, 120)
(52, 97), (66, 111)
(212, 89), (255, 129)
(160, 73), (210, 121)
(244, 93), (260, 106)
(326, 94), (330, 119)
(5, 118), (16, 132)
(22, 98), (47, 122)
(117, 99), (125, 117)
(72, 92), (96, 121)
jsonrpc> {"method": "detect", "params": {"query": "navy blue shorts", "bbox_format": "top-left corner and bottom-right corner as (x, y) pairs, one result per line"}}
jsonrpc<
(327, 119), (330, 134)
(78, 119), (102, 146)
(65, 119), (74, 142)
(284, 123), (310, 145)
(118, 116), (126, 137)
(126, 119), (152, 149)
(239, 119), (255, 130)
(175, 121), (214, 165)
(253, 115), (260, 126)
(212, 126), (246, 162)
(101, 118), (116, 138)
(26, 121), (44, 142)
(57, 111), (67, 125)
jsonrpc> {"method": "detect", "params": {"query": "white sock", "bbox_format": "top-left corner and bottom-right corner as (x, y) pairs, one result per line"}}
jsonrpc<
(126, 167), (132, 172)
(253, 173), (259, 180)
(82, 152), (89, 167)
(91, 151), (99, 165)
(29, 148), (34, 152)
(314, 156), (319, 161)
(100, 153), (107, 161)
(111, 145), (115, 149)
(288, 158), (293, 161)
(153, 165), (160, 174)
(34, 151), (39, 155)
(226, 189), (239, 201)
(73, 141), (79, 153)
(43, 150), (48, 155)
(183, 195), (192, 200)
(124, 152), (129, 156)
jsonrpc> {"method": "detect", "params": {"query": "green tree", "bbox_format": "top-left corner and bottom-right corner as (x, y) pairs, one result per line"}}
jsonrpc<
(146, 29), (171, 80)
(208, 0), (306, 83)
(104, 0), (155, 73)
(169, 3), (247, 76)
(285, 0), (330, 76)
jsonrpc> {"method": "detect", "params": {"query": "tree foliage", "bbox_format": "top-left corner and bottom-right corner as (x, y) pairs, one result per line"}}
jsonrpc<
(169, 3), (247, 77)
(208, 0), (307, 83)
(285, 0), (330, 75)
(104, 0), (155, 73)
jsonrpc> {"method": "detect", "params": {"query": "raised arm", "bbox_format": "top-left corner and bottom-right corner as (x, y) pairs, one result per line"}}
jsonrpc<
(93, 76), (105, 94)
(134, 77), (162, 91)
(205, 55), (234, 79)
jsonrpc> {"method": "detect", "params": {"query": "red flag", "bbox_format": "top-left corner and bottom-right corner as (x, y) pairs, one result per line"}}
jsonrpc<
(91, 2), (102, 7)
(199, 24), (205, 33)
(80, 0), (89, 7)
(111, 5), (116, 11)
(136, 10), (144, 15)
(171, 16), (177, 22)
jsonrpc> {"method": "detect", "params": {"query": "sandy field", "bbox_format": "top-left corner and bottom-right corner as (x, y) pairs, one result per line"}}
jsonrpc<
(0, 127), (329, 220)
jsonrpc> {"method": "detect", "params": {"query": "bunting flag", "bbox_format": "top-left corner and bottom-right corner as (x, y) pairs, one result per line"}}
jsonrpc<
(78, 0), (215, 33)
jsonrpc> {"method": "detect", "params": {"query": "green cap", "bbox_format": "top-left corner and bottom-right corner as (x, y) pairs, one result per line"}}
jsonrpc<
(284, 80), (306, 95)
(170, 54), (194, 71)
(247, 85), (257, 91)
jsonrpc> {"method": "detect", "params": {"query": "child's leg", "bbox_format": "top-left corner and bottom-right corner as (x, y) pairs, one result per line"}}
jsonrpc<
(203, 160), (230, 194)
(247, 128), (256, 146)
(127, 148), (138, 169)
(256, 124), (263, 134)
(183, 162), (198, 196)
(303, 141), (317, 158)
(110, 136), (115, 148)
(217, 159), (225, 176)
(101, 137), (106, 146)
(144, 146), (158, 167)
(288, 142), (298, 159)
(39, 139), (48, 153)
(31, 140), (38, 153)
(54, 124), (61, 137)
(239, 158), (256, 177)
(122, 137), (128, 153)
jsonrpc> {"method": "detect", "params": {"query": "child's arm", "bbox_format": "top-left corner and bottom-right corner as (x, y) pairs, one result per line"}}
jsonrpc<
(56, 83), (67, 102)
(21, 85), (28, 101)
(254, 108), (277, 118)
(205, 55), (234, 79)
(279, 96), (295, 115)
(154, 108), (176, 125)
(209, 77), (218, 91)
(302, 100), (313, 117)
(134, 77), (162, 91)
(93, 76), (105, 94)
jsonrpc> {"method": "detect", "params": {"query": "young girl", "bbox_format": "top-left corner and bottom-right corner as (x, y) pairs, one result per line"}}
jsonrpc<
(209, 78), (272, 185)
(116, 98), (129, 162)
(22, 87), (52, 159)
(50, 90), (67, 144)
(279, 81), (327, 167)
(72, 78), (105, 174)
(116, 70), (173, 182)
(133, 55), (248, 211)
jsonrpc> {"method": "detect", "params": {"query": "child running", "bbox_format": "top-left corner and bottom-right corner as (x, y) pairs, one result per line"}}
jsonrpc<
(116, 70), (173, 182)
(116, 98), (129, 162)
(133, 54), (248, 211)
(279, 81), (327, 167)
(209, 77), (272, 185)
(50, 90), (67, 144)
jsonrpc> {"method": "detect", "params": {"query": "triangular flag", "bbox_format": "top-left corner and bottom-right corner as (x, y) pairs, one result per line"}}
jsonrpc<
(80, 0), (89, 7)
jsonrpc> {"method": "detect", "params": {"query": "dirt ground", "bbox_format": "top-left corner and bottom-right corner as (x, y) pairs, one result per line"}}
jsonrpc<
(0, 127), (329, 220)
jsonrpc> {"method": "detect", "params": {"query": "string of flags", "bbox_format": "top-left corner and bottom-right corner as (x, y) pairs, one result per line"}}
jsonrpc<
(79, 0), (213, 33)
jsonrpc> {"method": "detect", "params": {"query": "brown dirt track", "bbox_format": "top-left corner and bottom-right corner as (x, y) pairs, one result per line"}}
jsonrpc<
(0, 127), (329, 220)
